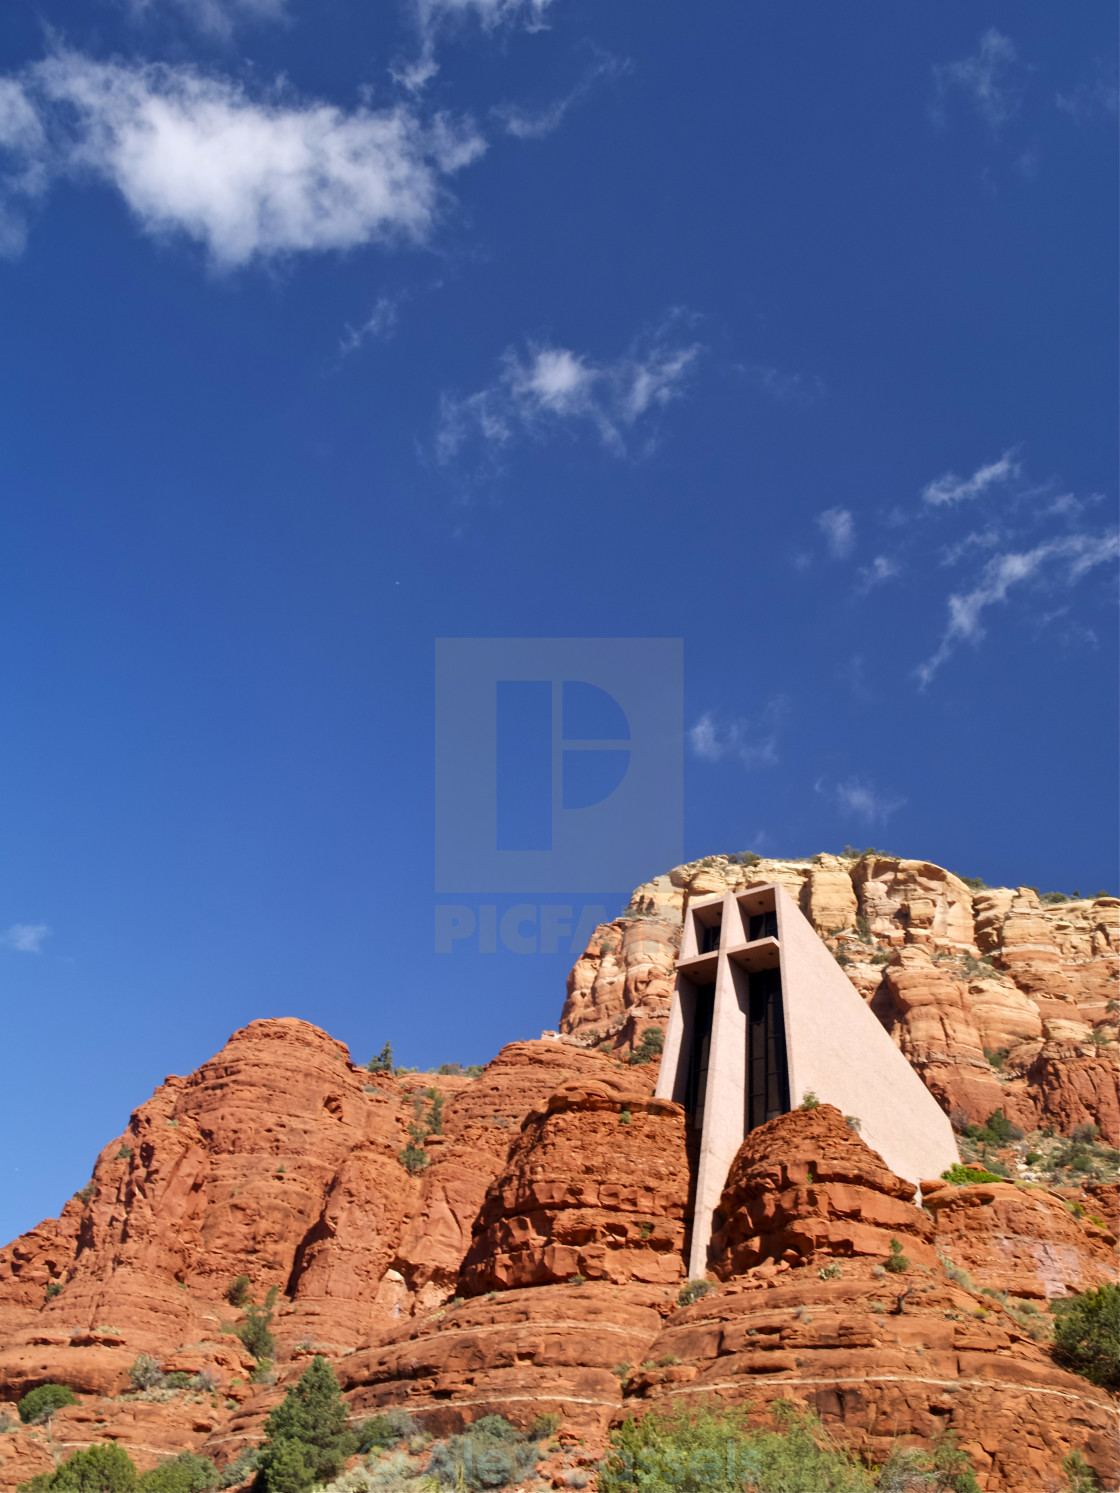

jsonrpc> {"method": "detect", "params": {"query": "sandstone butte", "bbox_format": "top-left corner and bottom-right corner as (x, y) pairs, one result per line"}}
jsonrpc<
(0, 853), (1115, 1492)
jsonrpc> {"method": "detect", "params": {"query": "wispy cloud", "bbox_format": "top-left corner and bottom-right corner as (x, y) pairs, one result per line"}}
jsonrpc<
(339, 292), (405, 355)
(816, 777), (905, 826)
(0, 51), (485, 267)
(0, 922), (50, 953)
(855, 555), (901, 595)
(817, 507), (854, 559)
(740, 364), (824, 407)
(493, 51), (629, 140)
(922, 450), (1020, 506)
(688, 698), (789, 770)
(931, 29), (1029, 131)
(917, 531), (1120, 686)
(125, 0), (288, 39)
(399, 0), (554, 93)
(435, 313), (701, 463)
(1057, 63), (1119, 124)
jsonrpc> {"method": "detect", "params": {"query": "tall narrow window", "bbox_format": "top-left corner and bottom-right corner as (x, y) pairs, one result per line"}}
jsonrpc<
(700, 919), (722, 954)
(685, 983), (716, 1125)
(749, 910), (778, 942)
(745, 968), (789, 1131)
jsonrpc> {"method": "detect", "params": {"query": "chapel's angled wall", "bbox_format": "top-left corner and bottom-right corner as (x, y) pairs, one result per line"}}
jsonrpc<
(774, 883), (959, 1186)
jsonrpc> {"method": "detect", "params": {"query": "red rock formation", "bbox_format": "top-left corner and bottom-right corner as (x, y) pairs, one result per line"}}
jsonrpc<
(339, 1282), (667, 1442)
(631, 1107), (1118, 1493)
(921, 1178), (1117, 1301)
(458, 1077), (689, 1294)
(708, 1105), (937, 1274)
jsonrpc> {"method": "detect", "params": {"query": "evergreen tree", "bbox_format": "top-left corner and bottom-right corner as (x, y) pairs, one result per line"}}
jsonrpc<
(255, 1356), (358, 1493)
(20, 1444), (139, 1491)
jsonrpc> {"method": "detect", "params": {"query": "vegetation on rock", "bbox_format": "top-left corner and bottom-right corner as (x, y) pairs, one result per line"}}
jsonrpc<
(255, 1355), (358, 1492)
(1051, 1283), (1120, 1390)
(17, 1384), (78, 1424)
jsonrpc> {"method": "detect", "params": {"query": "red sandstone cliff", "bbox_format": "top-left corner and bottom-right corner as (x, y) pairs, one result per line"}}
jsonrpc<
(0, 852), (1116, 1493)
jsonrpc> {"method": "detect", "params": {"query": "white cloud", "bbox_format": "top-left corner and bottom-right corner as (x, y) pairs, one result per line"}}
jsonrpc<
(917, 531), (1120, 686)
(1056, 64), (1119, 123)
(127, 0), (288, 39)
(688, 699), (788, 771)
(493, 52), (630, 140)
(816, 777), (905, 826)
(399, 0), (554, 92)
(339, 292), (405, 354)
(855, 555), (901, 595)
(922, 450), (1020, 506)
(816, 507), (854, 559)
(740, 364), (824, 406)
(932, 29), (1029, 130)
(0, 922), (50, 953)
(0, 51), (486, 268)
(435, 316), (701, 463)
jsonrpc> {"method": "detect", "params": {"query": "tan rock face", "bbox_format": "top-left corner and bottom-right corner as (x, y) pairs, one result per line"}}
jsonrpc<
(458, 1078), (689, 1294)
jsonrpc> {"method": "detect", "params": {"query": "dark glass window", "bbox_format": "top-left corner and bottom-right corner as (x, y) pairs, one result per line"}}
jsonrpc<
(685, 983), (716, 1124)
(745, 968), (790, 1130)
(700, 920), (722, 954)
(748, 910), (778, 942)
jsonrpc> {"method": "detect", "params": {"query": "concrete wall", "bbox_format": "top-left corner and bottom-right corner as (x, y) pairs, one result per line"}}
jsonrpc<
(773, 883), (959, 1189)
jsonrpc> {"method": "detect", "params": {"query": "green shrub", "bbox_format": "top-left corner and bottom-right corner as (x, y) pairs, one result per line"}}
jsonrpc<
(1060, 1449), (1100, 1493)
(619, 1109), (632, 1125)
(677, 1279), (712, 1307)
(117, 1146), (133, 1161)
(216, 1449), (258, 1489)
(465, 1065), (484, 1079)
(129, 1355), (164, 1391)
(876, 1431), (980, 1493)
(162, 1372), (194, 1390)
(17, 1384), (78, 1424)
(399, 1143), (429, 1174)
(45, 1281), (63, 1301)
(73, 1182), (97, 1206)
(800, 1091), (820, 1110)
(137, 1452), (219, 1491)
(983, 1047), (1009, 1072)
(629, 1027), (665, 1066)
(599, 1401), (876, 1493)
(225, 1276), (251, 1308)
(19, 1444), (139, 1491)
(358, 1408), (416, 1453)
(975, 1108), (1023, 1145)
(1051, 1284), (1120, 1389)
(960, 876), (987, 891)
(436, 1063), (462, 1076)
(1025, 1151), (1042, 1166)
(426, 1415), (539, 1491)
(256, 1356), (358, 1493)
(528, 1412), (561, 1442)
(818, 1262), (843, 1280)
(941, 1164), (1006, 1186)
(883, 1239), (910, 1274)
(367, 1042), (394, 1075)
(235, 1287), (278, 1361)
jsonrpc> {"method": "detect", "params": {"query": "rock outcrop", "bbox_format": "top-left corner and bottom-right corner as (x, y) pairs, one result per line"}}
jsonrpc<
(458, 1077), (689, 1294)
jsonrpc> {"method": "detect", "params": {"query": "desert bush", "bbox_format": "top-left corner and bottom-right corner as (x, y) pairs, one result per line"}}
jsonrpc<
(129, 1355), (165, 1391)
(528, 1412), (561, 1441)
(1060, 1449), (1100, 1493)
(599, 1401), (875, 1493)
(883, 1239), (910, 1274)
(800, 1091), (820, 1110)
(217, 1448), (259, 1489)
(20, 1444), (139, 1490)
(17, 1384), (78, 1424)
(940, 1163), (1006, 1186)
(137, 1452), (220, 1491)
(876, 1430), (980, 1492)
(629, 1028), (664, 1066)
(44, 1281), (63, 1301)
(426, 1414), (539, 1491)
(225, 1276), (251, 1307)
(1051, 1284), (1120, 1389)
(677, 1279), (712, 1307)
(819, 1262), (843, 1280)
(367, 1043), (394, 1075)
(358, 1409), (417, 1453)
(983, 1047), (1009, 1072)
(235, 1287), (278, 1361)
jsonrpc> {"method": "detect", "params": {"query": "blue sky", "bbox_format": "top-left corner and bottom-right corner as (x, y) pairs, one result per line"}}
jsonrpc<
(0, 0), (1116, 1243)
